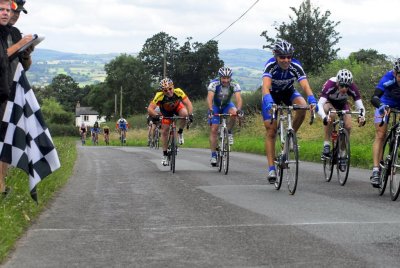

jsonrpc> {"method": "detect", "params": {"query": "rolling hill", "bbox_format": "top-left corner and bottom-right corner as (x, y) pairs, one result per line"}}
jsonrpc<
(27, 48), (272, 90)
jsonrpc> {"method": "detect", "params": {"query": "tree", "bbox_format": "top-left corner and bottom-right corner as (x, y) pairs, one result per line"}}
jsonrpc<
(261, 0), (341, 74)
(138, 32), (179, 80)
(104, 54), (153, 116)
(349, 49), (388, 65)
(45, 74), (81, 112)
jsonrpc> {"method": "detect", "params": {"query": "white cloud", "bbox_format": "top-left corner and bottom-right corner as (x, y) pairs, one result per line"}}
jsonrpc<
(14, 0), (399, 58)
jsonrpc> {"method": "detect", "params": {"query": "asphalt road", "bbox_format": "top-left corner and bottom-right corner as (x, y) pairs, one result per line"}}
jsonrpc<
(3, 145), (400, 267)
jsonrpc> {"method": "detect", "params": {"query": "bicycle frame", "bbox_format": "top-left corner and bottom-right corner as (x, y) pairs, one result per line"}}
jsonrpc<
(377, 108), (400, 200)
(323, 109), (363, 185)
(163, 116), (188, 173)
(271, 104), (315, 195)
(214, 113), (235, 175)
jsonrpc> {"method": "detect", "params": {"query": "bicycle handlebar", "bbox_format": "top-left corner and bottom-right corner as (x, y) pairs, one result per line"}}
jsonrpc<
(270, 104), (315, 125)
(379, 107), (400, 127)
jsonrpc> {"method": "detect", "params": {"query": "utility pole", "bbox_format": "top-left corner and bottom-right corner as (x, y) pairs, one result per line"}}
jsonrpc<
(114, 94), (117, 119)
(163, 47), (167, 78)
(120, 86), (123, 118)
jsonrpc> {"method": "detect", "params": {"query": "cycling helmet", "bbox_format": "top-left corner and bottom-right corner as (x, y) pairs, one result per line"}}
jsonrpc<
(218, 67), (233, 77)
(336, 69), (353, 86)
(394, 58), (400, 72)
(159, 78), (173, 89)
(273, 39), (294, 56)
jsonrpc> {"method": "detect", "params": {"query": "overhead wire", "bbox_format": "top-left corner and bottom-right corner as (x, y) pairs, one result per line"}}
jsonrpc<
(210, 0), (261, 41)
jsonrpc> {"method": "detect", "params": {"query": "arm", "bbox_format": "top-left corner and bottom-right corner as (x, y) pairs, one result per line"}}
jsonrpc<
(147, 102), (159, 117)
(234, 92), (243, 110)
(317, 97), (328, 119)
(261, 77), (272, 96)
(207, 91), (214, 111)
(182, 97), (193, 115)
(7, 35), (34, 58)
(371, 89), (384, 108)
(299, 79), (314, 97)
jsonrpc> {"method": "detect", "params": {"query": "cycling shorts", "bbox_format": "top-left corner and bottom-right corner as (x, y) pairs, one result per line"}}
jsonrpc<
(161, 102), (185, 125)
(80, 128), (86, 133)
(208, 102), (236, 125)
(262, 89), (302, 121)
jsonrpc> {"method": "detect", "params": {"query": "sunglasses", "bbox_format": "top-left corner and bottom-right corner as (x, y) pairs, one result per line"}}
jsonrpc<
(339, 83), (350, 88)
(163, 87), (173, 92)
(278, 55), (292, 60)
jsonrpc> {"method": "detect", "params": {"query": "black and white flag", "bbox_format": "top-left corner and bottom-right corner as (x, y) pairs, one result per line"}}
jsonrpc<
(0, 63), (60, 201)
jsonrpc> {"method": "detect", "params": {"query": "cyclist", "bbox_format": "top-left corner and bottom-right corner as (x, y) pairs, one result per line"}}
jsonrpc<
(261, 39), (318, 184)
(103, 124), (110, 144)
(117, 117), (128, 143)
(147, 78), (194, 166)
(147, 105), (161, 146)
(207, 66), (243, 166)
(370, 58), (400, 187)
(91, 121), (100, 144)
(79, 121), (87, 144)
(317, 69), (366, 164)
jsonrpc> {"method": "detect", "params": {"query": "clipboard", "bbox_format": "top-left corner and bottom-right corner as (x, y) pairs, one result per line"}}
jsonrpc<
(18, 34), (45, 53)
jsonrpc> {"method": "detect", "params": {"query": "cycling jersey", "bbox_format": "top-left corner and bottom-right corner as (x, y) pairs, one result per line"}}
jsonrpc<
(207, 78), (241, 108)
(320, 77), (362, 109)
(103, 127), (110, 135)
(262, 57), (307, 93)
(376, 70), (400, 108)
(118, 119), (127, 130)
(152, 88), (188, 115)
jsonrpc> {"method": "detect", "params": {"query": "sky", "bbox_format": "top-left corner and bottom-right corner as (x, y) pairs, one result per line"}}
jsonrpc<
(15, 0), (400, 58)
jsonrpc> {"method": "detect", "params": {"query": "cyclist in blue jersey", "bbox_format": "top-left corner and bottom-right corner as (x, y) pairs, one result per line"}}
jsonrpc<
(370, 58), (400, 187)
(207, 67), (243, 166)
(117, 117), (128, 143)
(261, 39), (318, 183)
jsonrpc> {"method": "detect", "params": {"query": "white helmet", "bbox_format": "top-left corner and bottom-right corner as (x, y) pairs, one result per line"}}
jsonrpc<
(394, 58), (400, 72)
(336, 69), (353, 86)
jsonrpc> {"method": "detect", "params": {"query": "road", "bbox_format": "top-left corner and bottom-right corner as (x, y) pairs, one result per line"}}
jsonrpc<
(3, 145), (400, 267)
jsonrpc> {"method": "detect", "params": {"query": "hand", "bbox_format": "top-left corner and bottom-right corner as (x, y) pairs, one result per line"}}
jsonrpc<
(208, 109), (213, 119)
(188, 114), (194, 123)
(263, 94), (274, 111)
(236, 109), (244, 117)
(307, 95), (318, 112)
(378, 104), (389, 116)
(358, 116), (366, 127)
(323, 116), (329, 126)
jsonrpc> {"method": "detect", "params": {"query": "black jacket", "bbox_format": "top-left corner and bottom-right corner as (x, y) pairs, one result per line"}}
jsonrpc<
(0, 25), (11, 102)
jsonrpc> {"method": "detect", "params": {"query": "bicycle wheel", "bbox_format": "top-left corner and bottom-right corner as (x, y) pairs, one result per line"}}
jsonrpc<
(222, 127), (229, 175)
(154, 128), (160, 149)
(323, 141), (334, 182)
(274, 125), (284, 190)
(379, 132), (393, 195)
(170, 129), (176, 173)
(285, 131), (299, 195)
(218, 128), (224, 172)
(337, 130), (350, 186)
(390, 138), (400, 200)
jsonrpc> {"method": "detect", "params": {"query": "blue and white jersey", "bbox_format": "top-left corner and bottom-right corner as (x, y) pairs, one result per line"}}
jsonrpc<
(207, 78), (241, 107)
(377, 70), (400, 108)
(262, 57), (307, 92)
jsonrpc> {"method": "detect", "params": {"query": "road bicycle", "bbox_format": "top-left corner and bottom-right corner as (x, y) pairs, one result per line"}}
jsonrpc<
(164, 116), (189, 173)
(377, 108), (400, 200)
(91, 128), (99, 145)
(119, 128), (127, 145)
(271, 104), (315, 195)
(151, 124), (161, 149)
(214, 113), (237, 175)
(80, 130), (86, 145)
(104, 130), (110, 145)
(322, 109), (364, 186)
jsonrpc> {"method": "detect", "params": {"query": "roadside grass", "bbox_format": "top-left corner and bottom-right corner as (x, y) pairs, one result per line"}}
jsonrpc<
(0, 137), (76, 263)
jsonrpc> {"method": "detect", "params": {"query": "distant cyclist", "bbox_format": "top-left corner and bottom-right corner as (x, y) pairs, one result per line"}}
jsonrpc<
(91, 121), (100, 145)
(317, 69), (366, 160)
(370, 58), (400, 187)
(117, 117), (128, 143)
(207, 66), (243, 166)
(261, 39), (318, 184)
(147, 78), (193, 166)
(147, 106), (161, 146)
(79, 121), (87, 144)
(103, 124), (110, 144)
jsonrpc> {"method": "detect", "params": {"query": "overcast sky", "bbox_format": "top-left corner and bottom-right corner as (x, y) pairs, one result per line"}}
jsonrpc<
(16, 0), (399, 58)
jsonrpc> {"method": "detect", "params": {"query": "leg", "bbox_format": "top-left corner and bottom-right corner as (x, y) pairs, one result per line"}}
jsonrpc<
(0, 161), (8, 193)
(210, 124), (219, 152)
(291, 96), (307, 132)
(264, 119), (278, 170)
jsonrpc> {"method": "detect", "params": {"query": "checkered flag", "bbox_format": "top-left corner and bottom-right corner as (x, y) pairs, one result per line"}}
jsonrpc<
(0, 63), (60, 202)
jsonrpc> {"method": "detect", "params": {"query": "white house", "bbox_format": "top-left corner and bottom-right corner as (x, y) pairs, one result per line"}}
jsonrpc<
(75, 101), (106, 127)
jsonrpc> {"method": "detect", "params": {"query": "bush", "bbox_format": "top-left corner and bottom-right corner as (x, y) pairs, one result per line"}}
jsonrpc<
(47, 123), (77, 137)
